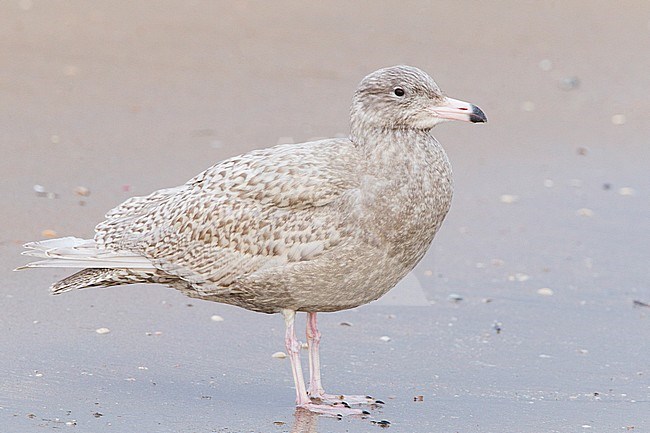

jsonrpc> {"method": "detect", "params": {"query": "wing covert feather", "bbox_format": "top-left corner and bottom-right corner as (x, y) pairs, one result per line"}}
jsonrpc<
(94, 139), (360, 287)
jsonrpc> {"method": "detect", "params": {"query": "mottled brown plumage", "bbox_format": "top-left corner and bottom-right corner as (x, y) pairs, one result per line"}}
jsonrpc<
(20, 65), (486, 414)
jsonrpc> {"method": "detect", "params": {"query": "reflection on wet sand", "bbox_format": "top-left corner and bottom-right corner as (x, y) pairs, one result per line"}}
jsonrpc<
(290, 408), (319, 433)
(289, 407), (388, 432)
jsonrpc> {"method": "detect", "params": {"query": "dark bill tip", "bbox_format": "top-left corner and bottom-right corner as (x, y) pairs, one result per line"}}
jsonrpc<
(469, 105), (487, 123)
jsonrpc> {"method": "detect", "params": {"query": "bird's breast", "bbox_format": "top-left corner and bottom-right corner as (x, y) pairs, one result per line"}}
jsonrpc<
(356, 135), (453, 265)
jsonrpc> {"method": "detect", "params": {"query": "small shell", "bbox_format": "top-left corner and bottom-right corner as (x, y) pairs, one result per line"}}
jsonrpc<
(576, 208), (594, 217)
(74, 186), (91, 197)
(611, 114), (626, 125)
(500, 194), (519, 204)
(508, 273), (529, 282)
(618, 187), (636, 196)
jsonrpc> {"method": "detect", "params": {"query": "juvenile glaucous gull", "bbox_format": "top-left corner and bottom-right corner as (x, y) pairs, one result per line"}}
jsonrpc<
(19, 65), (486, 416)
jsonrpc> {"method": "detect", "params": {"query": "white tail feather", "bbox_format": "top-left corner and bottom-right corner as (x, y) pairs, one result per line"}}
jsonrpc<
(17, 237), (155, 270)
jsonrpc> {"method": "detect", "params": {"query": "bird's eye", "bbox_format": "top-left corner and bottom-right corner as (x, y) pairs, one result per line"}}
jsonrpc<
(393, 87), (405, 97)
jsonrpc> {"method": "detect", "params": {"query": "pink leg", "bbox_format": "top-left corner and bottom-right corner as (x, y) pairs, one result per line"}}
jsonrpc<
(306, 312), (325, 398)
(304, 312), (383, 407)
(282, 309), (309, 406)
(281, 310), (368, 417)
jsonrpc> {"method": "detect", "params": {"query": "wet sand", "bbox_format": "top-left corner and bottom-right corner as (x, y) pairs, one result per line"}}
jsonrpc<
(1, 1), (649, 432)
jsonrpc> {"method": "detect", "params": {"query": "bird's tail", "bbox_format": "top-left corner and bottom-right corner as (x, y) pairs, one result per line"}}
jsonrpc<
(16, 236), (156, 294)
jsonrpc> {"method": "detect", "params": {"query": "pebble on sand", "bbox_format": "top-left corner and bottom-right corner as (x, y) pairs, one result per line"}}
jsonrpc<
(272, 351), (287, 359)
(74, 186), (91, 197)
(210, 314), (224, 322)
(41, 229), (57, 238)
(379, 336), (391, 342)
(558, 76), (580, 91)
(95, 327), (111, 334)
(537, 287), (554, 296)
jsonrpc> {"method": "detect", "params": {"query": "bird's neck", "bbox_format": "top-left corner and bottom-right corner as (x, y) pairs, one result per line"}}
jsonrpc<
(351, 126), (443, 168)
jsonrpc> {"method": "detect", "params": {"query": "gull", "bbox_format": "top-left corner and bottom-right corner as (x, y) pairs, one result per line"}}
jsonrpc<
(19, 65), (486, 415)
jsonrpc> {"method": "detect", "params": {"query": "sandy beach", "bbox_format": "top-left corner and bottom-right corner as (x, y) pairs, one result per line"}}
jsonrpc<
(1, 2), (648, 432)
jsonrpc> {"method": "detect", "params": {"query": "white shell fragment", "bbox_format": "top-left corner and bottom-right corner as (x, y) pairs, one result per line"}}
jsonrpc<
(537, 287), (554, 296)
(500, 194), (519, 204)
(611, 114), (626, 125)
(576, 208), (594, 217)
(272, 351), (287, 359)
(618, 187), (636, 196)
(210, 315), (224, 322)
(95, 327), (111, 334)
(508, 273), (530, 282)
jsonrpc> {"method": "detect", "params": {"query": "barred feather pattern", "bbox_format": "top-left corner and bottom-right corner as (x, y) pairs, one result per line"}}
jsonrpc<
(19, 65), (463, 314)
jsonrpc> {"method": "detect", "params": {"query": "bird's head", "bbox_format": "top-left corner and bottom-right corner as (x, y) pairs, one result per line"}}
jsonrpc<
(350, 65), (486, 135)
